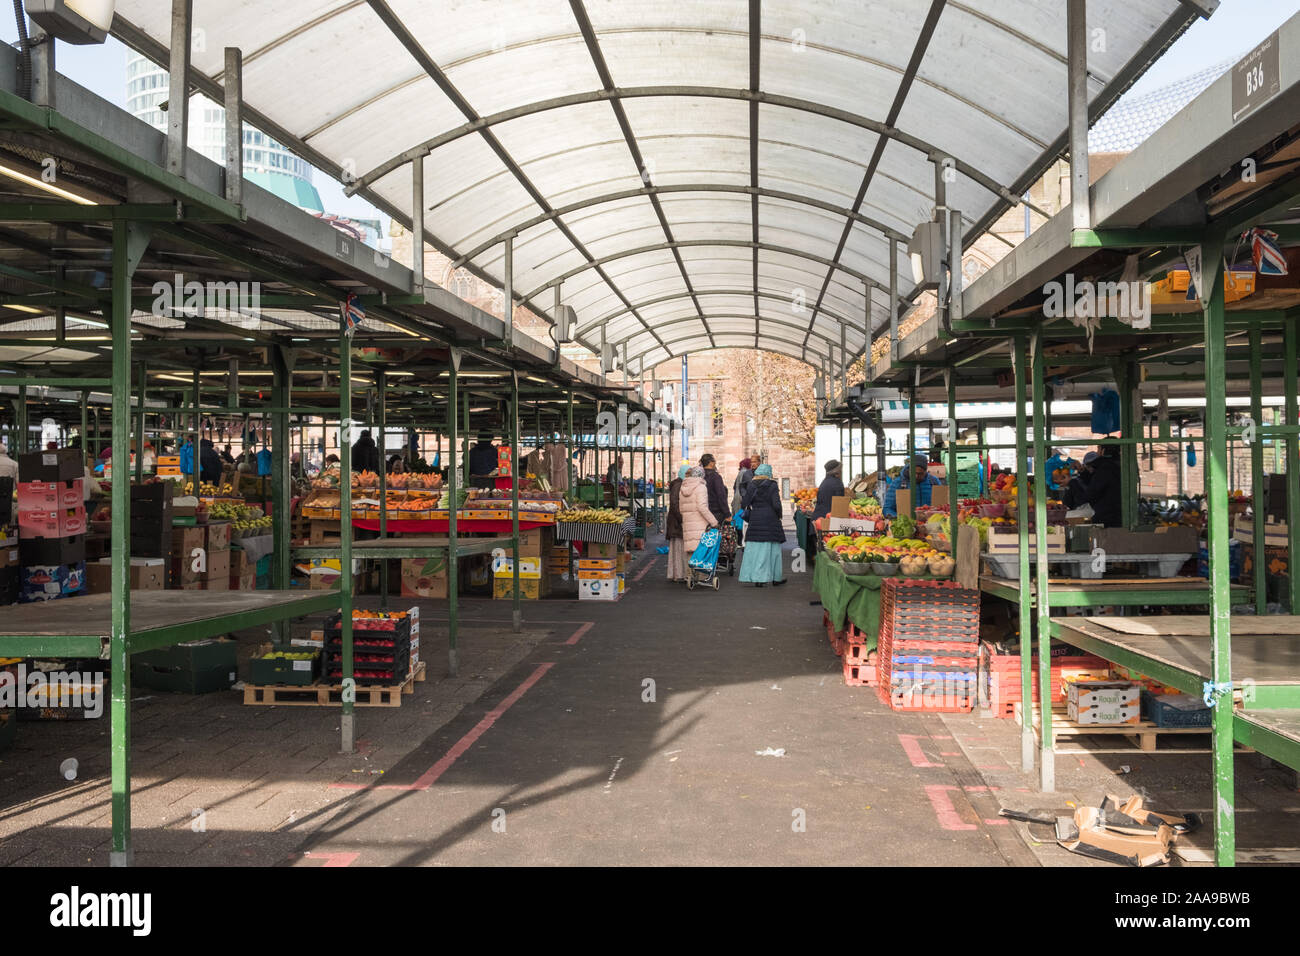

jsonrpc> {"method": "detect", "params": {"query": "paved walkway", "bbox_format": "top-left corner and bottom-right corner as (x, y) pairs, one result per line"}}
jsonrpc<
(2, 527), (1294, 866)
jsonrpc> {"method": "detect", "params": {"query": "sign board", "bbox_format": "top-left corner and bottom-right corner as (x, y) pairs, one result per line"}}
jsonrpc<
(1232, 31), (1280, 124)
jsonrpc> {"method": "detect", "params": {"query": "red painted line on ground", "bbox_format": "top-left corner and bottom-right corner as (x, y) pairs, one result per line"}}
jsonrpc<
(303, 851), (359, 867)
(940, 751), (960, 756)
(898, 734), (943, 768)
(924, 785), (977, 831)
(983, 818), (1010, 826)
(961, 785), (1000, 792)
(928, 735), (953, 740)
(565, 622), (595, 645)
(632, 557), (658, 582)
(328, 662), (556, 793)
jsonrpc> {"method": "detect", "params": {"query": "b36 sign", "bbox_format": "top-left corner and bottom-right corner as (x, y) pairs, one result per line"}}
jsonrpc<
(1232, 31), (1279, 124)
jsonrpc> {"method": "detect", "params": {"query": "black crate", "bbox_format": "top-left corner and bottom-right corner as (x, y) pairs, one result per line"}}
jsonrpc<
(18, 448), (82, 482)
(19, 535), (86, 568)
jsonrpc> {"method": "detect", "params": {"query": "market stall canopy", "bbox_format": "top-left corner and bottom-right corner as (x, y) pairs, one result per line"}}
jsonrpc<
(109, 0), (1204, 371)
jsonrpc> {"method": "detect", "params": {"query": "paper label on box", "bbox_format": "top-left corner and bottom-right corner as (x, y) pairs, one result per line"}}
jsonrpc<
(43, 454), (56, 466)
(290, 638), (324, 649)
(292, 660), (312, 672)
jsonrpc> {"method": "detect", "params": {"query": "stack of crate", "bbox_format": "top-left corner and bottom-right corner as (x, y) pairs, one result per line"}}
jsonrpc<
(16, 449), (87, 603)
(876, 580), (981, 712)
(0, 479), (16, 607)
(324, 611), (411, 685)
(979, 642), (1110, 717)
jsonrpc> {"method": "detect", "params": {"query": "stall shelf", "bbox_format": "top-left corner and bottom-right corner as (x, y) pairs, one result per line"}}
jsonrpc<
(981, 577), (1252, 608)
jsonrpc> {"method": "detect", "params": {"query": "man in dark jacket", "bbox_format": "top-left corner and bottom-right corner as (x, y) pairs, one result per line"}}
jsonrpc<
(198, 439), (224, 484)
(351, 429), (381, 474)
(699, 453), (730, 523)
(812, 460), (844, 520)
(1064, 450), (1123, 527)
(467, 433), (498, 489)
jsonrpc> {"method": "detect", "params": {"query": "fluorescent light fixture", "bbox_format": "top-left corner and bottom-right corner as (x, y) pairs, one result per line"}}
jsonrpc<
(25, 0), (115, 44)
(907, 221), (943, 290)
(5, 304), (44, 314)
(0, 161), (97, 204)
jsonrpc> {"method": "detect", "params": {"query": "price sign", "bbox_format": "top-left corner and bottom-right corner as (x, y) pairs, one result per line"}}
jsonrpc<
(1231, 31), (1279, 124)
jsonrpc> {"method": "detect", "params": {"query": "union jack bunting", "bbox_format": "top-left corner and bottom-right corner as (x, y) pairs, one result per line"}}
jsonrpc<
(341, 293), (365, 334)
(1244, 227), (1288, 276)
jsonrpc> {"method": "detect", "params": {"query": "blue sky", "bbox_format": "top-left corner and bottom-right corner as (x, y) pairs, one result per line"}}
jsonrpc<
(3, 0), (1297, 224)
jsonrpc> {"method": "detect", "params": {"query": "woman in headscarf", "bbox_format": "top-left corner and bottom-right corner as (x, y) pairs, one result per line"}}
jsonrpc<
(739, 463), (786, 587)
(731, 457), (754, 513)
(678, 465), (718, 558)
(665, 464), (688, 582)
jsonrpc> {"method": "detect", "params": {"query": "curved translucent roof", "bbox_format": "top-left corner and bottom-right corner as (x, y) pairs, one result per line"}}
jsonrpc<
(111, 0), (1196, 372)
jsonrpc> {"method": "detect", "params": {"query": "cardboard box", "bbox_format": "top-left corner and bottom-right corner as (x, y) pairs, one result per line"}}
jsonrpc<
(16, 479), (83, 510)
(132, 638), (237, 694)
(1233, 517), (1288, 548)
(987, 526), (1066, 554)
(493, 575), (549, 599)
(1089, 526), (1197, 555)
(586, 542), (619, 559)
(894, 485), (950, 517)
(1066, 679), (1141, 725)
(204, 550), (230, 590)
(171, 526), (206, 576)
(0, 543), (17, 569)
(19, 535), (85, 568)
(494, 557), (542, 578)
(829, 494), (855, 518)
(577, 558), (616, 571)
(401, 557), (448, 599)
(1068, 699), (1141, 725)
(205, 522), (231, 552)
(578, 576), (619, 601)
(577, 566), (617, 580)
(18, 448), (82, 482)
(19, 562), (85, 602)
(87, 561), (150, 594)
(516, 526), (554, 557)
(17, 506), (85, 538)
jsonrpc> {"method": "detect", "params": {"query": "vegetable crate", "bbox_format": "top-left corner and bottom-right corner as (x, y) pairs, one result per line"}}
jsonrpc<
(876, 579), (980, 712)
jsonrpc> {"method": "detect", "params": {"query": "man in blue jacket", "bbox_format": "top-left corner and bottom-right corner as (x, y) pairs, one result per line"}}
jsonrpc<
(883, 454), (943, 517)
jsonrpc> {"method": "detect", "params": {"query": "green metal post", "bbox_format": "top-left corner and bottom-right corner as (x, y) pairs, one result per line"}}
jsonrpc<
(1014, 335), (1033, 773)
(191, 370), (201, 491)
(1202, 237), (1234, 867)
(1031, 331), (1053, 792)
(567, 389), (574, 494)
(448, 353), (460, 677)
(377, 369), (388, 610)
(110, 218), (146, 867)
(135, 362), (146, 481)
(462, 389), (470, 488)
(1121, 361), (1140, 529)
(271, 347), (290, 614)
(511, 371), (521, 633)
(1285, 317), (1300, 615)
(908, 386), (917, 517)
(339, 322), (355, 754)
(15, 385), (25, 454)
(80, 390), (88, 465)
(1249, 329), (1266, 614)
(946, 368), (959, 577)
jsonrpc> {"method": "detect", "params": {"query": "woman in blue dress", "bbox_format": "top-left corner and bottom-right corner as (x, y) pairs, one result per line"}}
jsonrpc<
(738, 463), (786, 587)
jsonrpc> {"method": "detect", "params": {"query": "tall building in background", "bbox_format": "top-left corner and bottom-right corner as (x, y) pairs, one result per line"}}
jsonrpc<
(126, 52), (323, 214)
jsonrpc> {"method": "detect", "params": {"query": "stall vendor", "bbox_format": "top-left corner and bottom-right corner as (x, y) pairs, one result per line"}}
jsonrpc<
(1063, 449), (1122, 527)
(811, 459), (844, 521)
(883, 454), (943, 517)
(468, 432), (498, 489)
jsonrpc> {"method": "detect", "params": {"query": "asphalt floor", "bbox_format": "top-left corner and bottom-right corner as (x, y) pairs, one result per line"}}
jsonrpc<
(1, 525), (1296, 866)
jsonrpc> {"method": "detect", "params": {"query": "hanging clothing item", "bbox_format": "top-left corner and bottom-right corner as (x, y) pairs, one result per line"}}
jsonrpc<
(257, 447), (273, 476)
(1090, 389), (1121, 435)
(179, 440), (194, 476)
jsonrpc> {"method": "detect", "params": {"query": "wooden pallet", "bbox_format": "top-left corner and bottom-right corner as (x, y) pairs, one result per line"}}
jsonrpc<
(243, 660), (426, 707)
(1014, 701), (1209, 753)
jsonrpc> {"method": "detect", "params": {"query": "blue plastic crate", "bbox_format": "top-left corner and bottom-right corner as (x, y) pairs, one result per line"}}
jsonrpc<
(1141, 689), (1211, 728)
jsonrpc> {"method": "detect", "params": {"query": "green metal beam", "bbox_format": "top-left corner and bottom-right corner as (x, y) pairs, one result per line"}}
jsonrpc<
(1013, 335), (1033, 775)
(1031, 331), (1053, 793)
(1069, 227), (1203, 248)
(1202, 234), (1235, 868)
(0, 202), (232, 222)
(1287, 316), (1300, 616)
(0, 87), (244, 222)
(1250, 328), (1266, 615)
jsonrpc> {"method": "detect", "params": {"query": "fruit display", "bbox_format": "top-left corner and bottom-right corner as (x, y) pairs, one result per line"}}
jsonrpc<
(208, 500), (272, 534)
(387, 472), (443, 491)
(824, 533), (954, 576)
(793, 488), (818, 513)
(185, 481), (235, 496)
(255, 650), (317, 661)
(556, 508), (629, 524)
(311, 464), (343, 489)
(849, 496), (881, 518)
